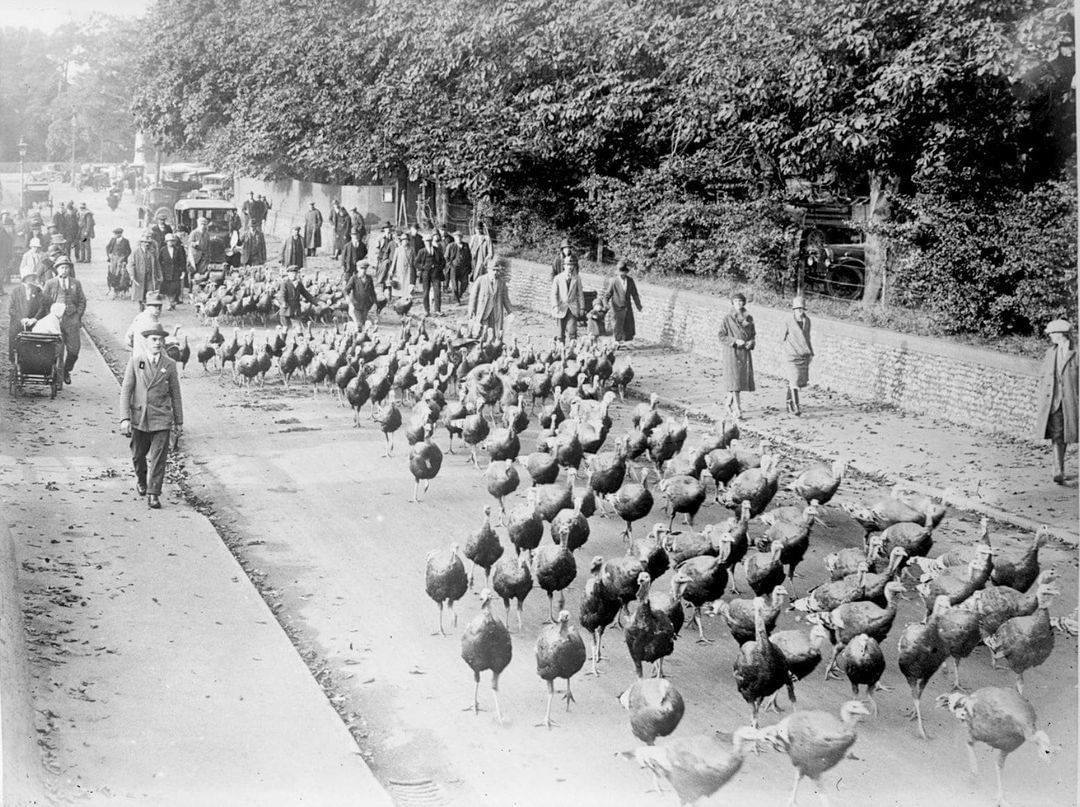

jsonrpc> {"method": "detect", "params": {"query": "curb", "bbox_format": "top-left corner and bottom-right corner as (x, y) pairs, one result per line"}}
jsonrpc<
(0, 521), (46, 806)
(634, 394), (1079, 547)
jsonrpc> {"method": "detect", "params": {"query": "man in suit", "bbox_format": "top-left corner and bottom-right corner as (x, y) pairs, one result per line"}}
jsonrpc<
(132, 231), (162, 308)
(374, 224), (396, 289)
(340, 230), (367, 276)
(159, 233), (187, 309)
(329, 199), (351, 259)
(40, 256), (87, 384)
(241, 223), (266, 266)
(445, 231), (473, 303)
(550, 261), (585, 342)
(119, 323), (183, 510)
(76, 202), (95, 263)
(278, 265), (315, 329)
(414, 233), (445, 316)
(281, 225), (305, 268)
(7, 264), (46, 360)
(344, 260), (378, 328)
(304, 201), (323, 257)
(350, 208), (367, 244)
(390, 231), (414, 296)
(150, 213), (172, 249)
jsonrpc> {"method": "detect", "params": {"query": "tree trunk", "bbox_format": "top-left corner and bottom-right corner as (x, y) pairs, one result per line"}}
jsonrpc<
(434, 179), (449, 228)
(861, 170), (898, 307)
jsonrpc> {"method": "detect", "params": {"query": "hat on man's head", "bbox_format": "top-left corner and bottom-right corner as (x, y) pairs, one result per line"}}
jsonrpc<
(791, 296), (806, 310)
(165, 232), (179, 241)
(53, 256), (73, 270)
(560, 238), (571, 249)
(309, 201), (316, 206)
(140, 230), (154, 242)
(732, 292), (747, 303)
(157, 212), (167, 220)
(112, 227), (123, 234)
(144, 292), (165, 307)
(422, 233), (433, 242)
(616, 259), (629, 272)
(1045, 319), (1071, 334)
(29, 237), (41, 248)
(141, 323), (168, 339)
(451, 230), (462, 238)
(50, 234), (67, 246)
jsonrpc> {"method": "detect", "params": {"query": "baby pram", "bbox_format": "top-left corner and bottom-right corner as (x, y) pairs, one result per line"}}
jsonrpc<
(9, 332), (64, 398)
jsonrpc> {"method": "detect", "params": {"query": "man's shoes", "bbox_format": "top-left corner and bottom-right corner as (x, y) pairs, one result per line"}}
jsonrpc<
(136, 481), (147, 496)
(1053, 473), (1065, 485)
(64, 372), (72, 385)
(147, 494), (161, 509)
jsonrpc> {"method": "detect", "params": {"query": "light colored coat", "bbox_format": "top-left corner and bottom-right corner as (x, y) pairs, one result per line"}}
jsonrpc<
(468, 272), (512, 336)
(550, 270), (585, 319)
(1033, 345), (1078, 443)
(119, 352), (184, 432)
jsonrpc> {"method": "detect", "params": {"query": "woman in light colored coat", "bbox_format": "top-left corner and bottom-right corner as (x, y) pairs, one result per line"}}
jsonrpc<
(468, 259), (512, 337)
(717, 292), (755, 419)
(781, 295), (813, 415)
(1032, 318), (1078, 484)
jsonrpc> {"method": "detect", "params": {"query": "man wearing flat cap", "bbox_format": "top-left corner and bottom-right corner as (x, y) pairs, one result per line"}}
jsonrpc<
(414, 233), (445, 316)
(131, 230), (162, 309)
(150, 213), (173, 250)
(281, 225), (305, 269)
(40, 256), (86, 384)
(106, 227), (132, 298)
(1033, 319), (1078, 484)
(278, 265), (315, 329)
(119, 322), (183, 510)
(304, 201), (323, 257)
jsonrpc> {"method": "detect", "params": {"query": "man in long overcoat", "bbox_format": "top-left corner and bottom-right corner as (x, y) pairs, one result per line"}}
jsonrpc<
(602, 260), (643, 346)
(132, 231), (162, 308)
(445, 231), (473, 303)
(106, 227), (132, 297)
(329, 200), (351, 259)
(40, 256), (86, 384)
(281, 225), (305, 268)
(414, 233), (444, 316)
(241, 224), (267, 266)
(158, 233), (187, 308)
(340, 231), (366, 276)
(76, 203), (95, 263)
(1033, 319), (1079, 484)
(304, 201), (323, 256)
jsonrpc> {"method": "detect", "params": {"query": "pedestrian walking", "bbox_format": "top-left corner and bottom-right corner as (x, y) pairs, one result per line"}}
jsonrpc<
(350, 208), (367, 244)
(446, 230), (473, 303)
(7, 265), (46, 360)
(106, 227), (132, 298)
(602, 260), (642, 348)
(552, 238), (578, 278)
(781, 295), (813, 416)
(467, 258), (512, 338)
(187, 217), (211, 276)
(391, 231), (414, 296)
(281, 225), (305, 268)
(340, 230), (366, 276)
(39, 256), (86, 385)
(150, 213), (173, 249)
(159, 233), (187, 309)
(344, 260), (378, 328)
(330, 199), (351, 259)
(76, 202), (95, 263)
(240, 223), (266, 266)
(19, 237), (45, 284)
(124, 293), (166, 355)
(550, 260), (585, 342)
(415, 233), (445, 316)
(717, 292), (755, 420)
(278, 265), (315, 329)
(119, 323), (183, 510)
(469, 224), (493, 281)
(1033, 319), (1078, 484)
(304, 201), (323, 257)
(131, 231), (162, 308)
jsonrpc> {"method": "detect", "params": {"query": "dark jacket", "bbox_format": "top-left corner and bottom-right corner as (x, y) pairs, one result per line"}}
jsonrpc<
(106, 236), (132, 263)
(159, 243), (188, 283)
(340, 240), (367, 275)
(281, 235), (305, 268)
(40, 276), (87, 321)
(414, 247), (445, 282)
(446, 242), (472, 280)
(345, 272), (377, 313)
(279, 278), (315, 317)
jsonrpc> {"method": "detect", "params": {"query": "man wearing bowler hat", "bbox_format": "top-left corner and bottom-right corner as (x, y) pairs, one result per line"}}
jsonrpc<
(1033, 318), (1078, 484)
(119, 323), (183, 510)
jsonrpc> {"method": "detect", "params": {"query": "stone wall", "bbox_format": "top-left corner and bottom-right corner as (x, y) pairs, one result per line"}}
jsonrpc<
(234, 177), (397, 243)
(505, 258), (1043, 439)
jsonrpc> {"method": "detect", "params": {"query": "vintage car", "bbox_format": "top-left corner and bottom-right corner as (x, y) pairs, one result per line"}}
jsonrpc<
(787, 198), (870, 299)
(173, 198), (239, 266)
(21, 182), (52, 213)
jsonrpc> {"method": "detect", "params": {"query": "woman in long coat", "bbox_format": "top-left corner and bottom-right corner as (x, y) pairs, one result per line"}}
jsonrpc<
(717, 292), (755, 419)
(781, 295), (813, 415)
(1032, 318), (1078, 484)
(602, 260), (643, 346)
(468, 259), (512, 337)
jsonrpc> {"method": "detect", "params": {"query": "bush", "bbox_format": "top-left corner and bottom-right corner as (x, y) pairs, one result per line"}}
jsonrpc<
(889, 177), (1077, 337)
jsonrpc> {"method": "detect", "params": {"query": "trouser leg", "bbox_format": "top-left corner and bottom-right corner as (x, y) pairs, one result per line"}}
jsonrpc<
(422, 276), (432, 314)
(130, 429), (151, 487)
(62, 324), (80, 372)
(145, 429), (171, 495)
(432, 281), (442, 313)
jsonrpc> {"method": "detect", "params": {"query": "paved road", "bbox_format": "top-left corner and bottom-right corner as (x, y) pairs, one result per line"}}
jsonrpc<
(63, 189), (1076, 807)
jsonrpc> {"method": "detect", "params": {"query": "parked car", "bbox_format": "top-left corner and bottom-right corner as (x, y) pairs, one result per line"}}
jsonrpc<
(173, 198), (239, 265)
(788, 198), (869, 299)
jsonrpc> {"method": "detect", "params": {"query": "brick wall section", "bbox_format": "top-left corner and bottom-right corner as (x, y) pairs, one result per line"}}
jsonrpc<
(505, 257), (1042, 439)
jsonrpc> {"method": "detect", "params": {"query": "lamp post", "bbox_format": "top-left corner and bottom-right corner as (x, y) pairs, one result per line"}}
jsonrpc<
(18, 138), (27, 212)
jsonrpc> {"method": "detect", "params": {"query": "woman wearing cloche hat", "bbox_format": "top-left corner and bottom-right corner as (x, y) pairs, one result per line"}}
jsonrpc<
(1033, 318), (1078, 484)
(781, 295), (814, 415)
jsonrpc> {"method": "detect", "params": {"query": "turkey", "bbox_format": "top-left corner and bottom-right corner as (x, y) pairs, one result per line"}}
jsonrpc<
(579, 556), (621, 675)
(960, 569), (1058, 637)
(763, 624), (832, 712)
(763, 501), (820, 596)
(842, 490), (934, 551)
(835, 633), (887, 716)
(745, 539), (785, 597)
(630, 523), (671, 582)
(814, 581), (906, 679)
(533, 471), (575, 523)
(408, 424), (443, 502)
(733, 596), (792, 728)
(717, 500), (753, 592)
(663, 525), (717, 567)
(792, 566), (867, 614)
(984, 577), (1062, 694)
(722, 455), (780, 517)
(713, 585), (789, 646)
(760, 700), (872, 807)
(936, 598), (984, 691)
(621, 730), (763, 806)
(936, 687), (1056, 807)
(424, 543), (469, 635)
(585, 434), (629, 509)
(524, 450), (560, 486)
(631, 392), (662, 433)
(460, 588), (512, 722)
(484, 460), (520, 521)
(786, 458), (847, 505)
(898, 595), (951, 739)
(658, 469), (710, 530)
(705, 448), (741, 501)
(618, 677), (685, 746)
(672, 538), (731, 643)
(491, 553), (533, 632)
(372, 401), (403, 456)
(625, 572), (676, 678)
(463, 505), (504, 589)
(534, 542), (577, 623)
(916, 542), (993, 616)
(550, 507), (590, 554)
(611, 470), (656, 540)
(534, 610), (587, 728)
(990, 526), (1050, 592)
(457, 410), (490, 466)
(507, 488), (544, 558)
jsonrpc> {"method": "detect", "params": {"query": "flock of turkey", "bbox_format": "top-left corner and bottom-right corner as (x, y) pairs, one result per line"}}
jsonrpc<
(182, 266), (1071, 806)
